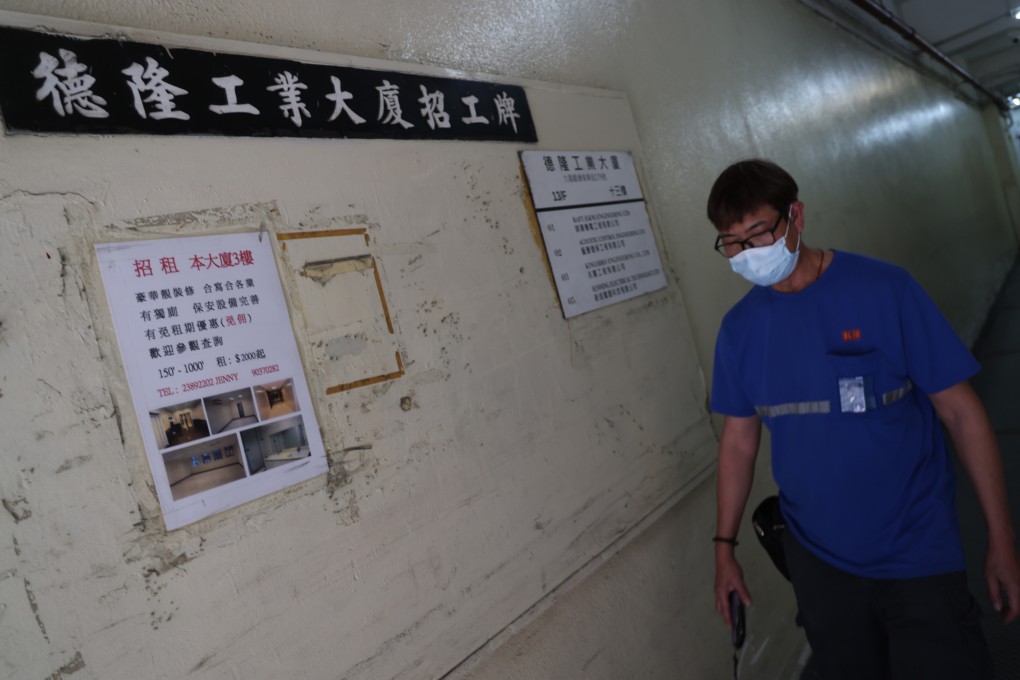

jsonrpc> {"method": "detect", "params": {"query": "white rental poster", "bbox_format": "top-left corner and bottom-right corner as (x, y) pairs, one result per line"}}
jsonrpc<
(95, 232), (327, 530)
(520, 150), (667, 318)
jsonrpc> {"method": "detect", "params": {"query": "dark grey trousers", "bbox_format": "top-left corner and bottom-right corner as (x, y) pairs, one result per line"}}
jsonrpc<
(782, 530), (993, 680)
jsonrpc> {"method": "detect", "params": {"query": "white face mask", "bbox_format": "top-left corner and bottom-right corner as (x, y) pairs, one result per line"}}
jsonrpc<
(728, 221), (800, 286)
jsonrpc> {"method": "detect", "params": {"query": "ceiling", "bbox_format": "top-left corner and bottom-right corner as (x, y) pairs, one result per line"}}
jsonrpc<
(892, 0), (1020, 101)
(799, 0), (1020, 109)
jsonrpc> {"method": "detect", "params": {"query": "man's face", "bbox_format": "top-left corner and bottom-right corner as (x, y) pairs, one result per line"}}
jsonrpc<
(714, 204), (795, 259)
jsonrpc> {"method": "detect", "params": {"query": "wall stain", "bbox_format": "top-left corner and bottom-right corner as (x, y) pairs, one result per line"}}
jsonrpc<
(340, 603), (447, 678)
(326, 445), (373, 524)
(55, 455), (93, 474)
(47, 651), (85, 679)
(109, 397), (126, 447)
(130, 501), (155, 534)
(141, 552), (192, 580)
(625, 291), (672, 316)
(336, 489), (361, 526)
(124, 505), (205, 605)
(56, 247), (69, 299)
(36, 378), (63, 397)
(23, 578), (49, 642)
(2, 497), (31, 522)
(326, 444), (374, 497)
(189, 652), (216, 674)
(581, 648), (603, 672)
(325, 449), (353, 496)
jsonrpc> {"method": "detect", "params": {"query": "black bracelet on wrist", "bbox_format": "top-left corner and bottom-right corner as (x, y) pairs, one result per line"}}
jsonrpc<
(712, 535), (739, 546)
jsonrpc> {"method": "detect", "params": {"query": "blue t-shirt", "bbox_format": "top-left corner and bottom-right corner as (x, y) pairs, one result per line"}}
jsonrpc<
(711, 251), (980, 579)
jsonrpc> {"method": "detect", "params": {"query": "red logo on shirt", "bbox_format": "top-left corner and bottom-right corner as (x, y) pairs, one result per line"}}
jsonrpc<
(841, 329), (862, 342)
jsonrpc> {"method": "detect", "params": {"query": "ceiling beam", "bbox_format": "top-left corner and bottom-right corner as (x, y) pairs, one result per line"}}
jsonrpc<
(934, 15), (1018, 55)
(846, 0), (1009, 110)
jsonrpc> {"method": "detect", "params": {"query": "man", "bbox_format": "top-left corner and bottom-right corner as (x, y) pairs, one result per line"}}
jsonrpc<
(708, 159), (1020, 679)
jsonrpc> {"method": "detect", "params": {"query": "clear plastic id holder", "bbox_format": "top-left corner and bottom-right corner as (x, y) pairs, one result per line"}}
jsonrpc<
(838, 375), (876, 413)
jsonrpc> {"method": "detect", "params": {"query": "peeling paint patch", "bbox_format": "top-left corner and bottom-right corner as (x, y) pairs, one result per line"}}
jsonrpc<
(301, 254), (373, 285)
(295, 209), (380, 232)
(113, 202), (279, 231)
(47, 651), (85, 679)
(322, 334), (368, 361)
(2, 497), (31, 522)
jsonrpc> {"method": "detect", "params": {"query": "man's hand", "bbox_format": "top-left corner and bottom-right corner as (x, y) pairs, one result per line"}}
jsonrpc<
(931, 381), (1019, 624)
(715, 549), (752, 630)
(985, 543), (1020, 624)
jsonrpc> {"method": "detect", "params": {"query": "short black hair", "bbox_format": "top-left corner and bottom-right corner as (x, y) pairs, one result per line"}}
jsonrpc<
(706, 159), (799, 231)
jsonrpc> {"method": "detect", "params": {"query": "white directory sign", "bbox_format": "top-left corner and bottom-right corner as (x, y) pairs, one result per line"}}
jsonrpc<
(95, 232), (327, 530)
(520, 150), (667, 318)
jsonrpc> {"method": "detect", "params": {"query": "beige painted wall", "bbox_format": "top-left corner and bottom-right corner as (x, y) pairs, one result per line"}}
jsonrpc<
(0, 2), (1016, 680)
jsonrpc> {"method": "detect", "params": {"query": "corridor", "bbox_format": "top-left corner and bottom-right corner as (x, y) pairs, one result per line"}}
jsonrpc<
(960, 259), (1020, 679)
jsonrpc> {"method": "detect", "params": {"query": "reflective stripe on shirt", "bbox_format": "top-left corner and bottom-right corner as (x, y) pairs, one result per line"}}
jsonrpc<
(755, 401), (831, 417)
(754, 380), (913, 417)
(882, 380), (913, 406)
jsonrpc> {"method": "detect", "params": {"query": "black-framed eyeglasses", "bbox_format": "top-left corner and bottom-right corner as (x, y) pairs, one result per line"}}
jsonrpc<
(713, 206), (790, 258)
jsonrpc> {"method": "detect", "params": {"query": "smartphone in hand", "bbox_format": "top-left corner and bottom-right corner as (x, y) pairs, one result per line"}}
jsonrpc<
(729, 590), (746, 649)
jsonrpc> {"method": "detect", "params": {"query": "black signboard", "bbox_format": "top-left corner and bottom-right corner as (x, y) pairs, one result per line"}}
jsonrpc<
(0, 25), (537, 142)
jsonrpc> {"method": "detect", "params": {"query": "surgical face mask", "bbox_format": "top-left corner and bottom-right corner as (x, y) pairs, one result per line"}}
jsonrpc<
(728, 222), (800, 286)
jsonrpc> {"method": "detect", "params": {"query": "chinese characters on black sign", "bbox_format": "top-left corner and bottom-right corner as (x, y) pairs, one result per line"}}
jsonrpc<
(520, 150), (667, 318)
(0, 25), (537, 142)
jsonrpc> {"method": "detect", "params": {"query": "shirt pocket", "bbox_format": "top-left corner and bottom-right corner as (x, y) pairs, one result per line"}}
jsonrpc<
(826, 350), (882, 417)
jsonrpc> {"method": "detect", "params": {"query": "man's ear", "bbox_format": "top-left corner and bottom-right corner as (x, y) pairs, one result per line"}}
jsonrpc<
(790, 201), (805, 233)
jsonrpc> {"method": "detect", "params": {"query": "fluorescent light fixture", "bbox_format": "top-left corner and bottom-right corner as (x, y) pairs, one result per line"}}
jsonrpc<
(1011, 96), (1020, 108)
(1014, 7), (1020, 20)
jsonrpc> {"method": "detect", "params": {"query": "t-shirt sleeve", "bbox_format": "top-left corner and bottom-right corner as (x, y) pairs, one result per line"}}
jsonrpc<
(710, 325), (757, 417)
(898, 275), (980, 394)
